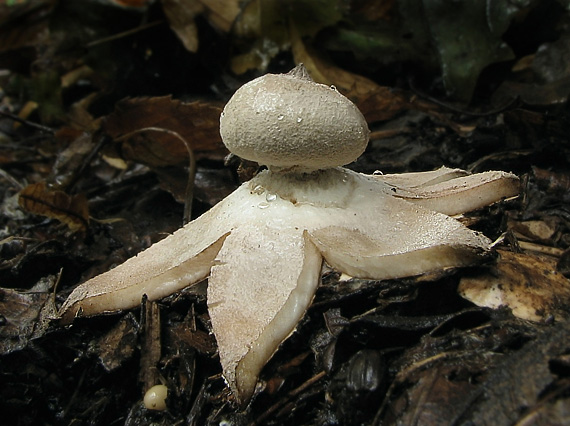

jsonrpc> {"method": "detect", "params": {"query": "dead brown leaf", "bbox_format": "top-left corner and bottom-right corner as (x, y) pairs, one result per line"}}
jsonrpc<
(168, 321), (217, 355)
(48, 132), (98, 190)
(351, 0), (395, 21)
(532, 166), (570, 196)
(161, 0), (203, 52)
(102, 96), (227, 167)
(198, 0), (241, 33)
(161, 0), (241, 53)
(290, 25), (437, 123)
(494, 77), (570, 106)
(0, 1), (55, 61)
(0, 275), (57, 355)
(380, 321), (570, 425)
(459, 250), (570, 322)
(392, 357), (494, 426)
(18, 182), (89, 232)
(111, 0), (152, 7)
(508, 218), (558, 243)
(89, 314), (139, 372)
(494, 32), (570, 106)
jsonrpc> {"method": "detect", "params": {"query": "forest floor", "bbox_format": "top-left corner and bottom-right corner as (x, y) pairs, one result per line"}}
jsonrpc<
(1, 1), (570, 425)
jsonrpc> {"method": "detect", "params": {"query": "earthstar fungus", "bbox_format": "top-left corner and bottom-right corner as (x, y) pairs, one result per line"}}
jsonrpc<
(60, 65), (520, 404)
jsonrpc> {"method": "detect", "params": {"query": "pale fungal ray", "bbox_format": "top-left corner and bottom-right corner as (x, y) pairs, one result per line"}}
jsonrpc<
(208, 225), (322, 402)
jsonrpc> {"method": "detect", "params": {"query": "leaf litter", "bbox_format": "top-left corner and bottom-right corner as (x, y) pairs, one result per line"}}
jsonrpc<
(0, 0), (570, 424)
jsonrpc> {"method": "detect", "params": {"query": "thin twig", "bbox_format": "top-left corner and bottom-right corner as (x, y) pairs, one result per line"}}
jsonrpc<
(86, 20), (164, 48)
(408, 78), (518, 117)
(0, 167), (24, 191)
(251, 371), (326, 425)
(66, 133), (110, 193)
(114, 127), (196, 224)
(0, 110), (55, 134)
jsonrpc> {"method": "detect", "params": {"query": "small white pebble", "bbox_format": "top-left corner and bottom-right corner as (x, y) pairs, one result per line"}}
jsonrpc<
(143, 384), (168, 411)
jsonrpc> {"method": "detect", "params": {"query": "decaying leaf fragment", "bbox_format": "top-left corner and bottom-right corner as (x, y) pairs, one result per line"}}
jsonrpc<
(290, 25), (444, 124)
(459, 250), (570, 322)
(291, 27), (417, 123)
(376, 316), (570, 425)
(18, 182), (89, 231)
(60, 65), (519, 404)
(102, 96), (227, 167)
(0, 276), (57, 355)
(161, 0), (203, 52)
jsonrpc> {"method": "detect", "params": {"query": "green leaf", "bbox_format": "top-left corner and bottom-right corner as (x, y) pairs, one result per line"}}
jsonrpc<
(419, 0), (526, 101)
(288, 0), (344, 38)
(323, 0), (531, 102)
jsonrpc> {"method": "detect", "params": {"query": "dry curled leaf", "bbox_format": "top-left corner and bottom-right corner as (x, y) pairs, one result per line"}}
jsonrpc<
(102, 96), (227, 167)
(18, 182), (89, 231)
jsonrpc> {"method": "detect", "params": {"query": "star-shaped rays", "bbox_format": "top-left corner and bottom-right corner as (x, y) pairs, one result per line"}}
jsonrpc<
(60, 165), (518, 403)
